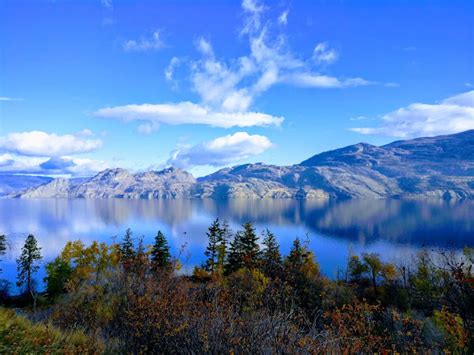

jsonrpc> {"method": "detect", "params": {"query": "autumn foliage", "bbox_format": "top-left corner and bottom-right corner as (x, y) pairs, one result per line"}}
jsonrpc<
(0, 220), (472, 353)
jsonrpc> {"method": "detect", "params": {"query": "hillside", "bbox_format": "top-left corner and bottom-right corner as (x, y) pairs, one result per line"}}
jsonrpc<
(9, 130), (474, 200)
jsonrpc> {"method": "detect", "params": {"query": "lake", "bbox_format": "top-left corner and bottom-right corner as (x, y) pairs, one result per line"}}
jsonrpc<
(0, 198), (473, 291)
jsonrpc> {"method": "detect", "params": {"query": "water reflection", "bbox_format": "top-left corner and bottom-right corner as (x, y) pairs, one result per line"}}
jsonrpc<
(0, 198), (472, 287)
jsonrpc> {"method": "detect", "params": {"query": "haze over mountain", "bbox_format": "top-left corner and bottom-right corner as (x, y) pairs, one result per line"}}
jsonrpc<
(8, 130), (474, 200)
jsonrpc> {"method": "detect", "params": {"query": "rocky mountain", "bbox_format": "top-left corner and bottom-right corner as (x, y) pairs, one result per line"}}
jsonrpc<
(0, 175), (53, 196)
(9, 130), (474, 200)
(13, 167), (196, 199)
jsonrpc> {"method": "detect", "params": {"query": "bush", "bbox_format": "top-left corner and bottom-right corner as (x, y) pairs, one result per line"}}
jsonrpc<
(0, 307), (104, 354)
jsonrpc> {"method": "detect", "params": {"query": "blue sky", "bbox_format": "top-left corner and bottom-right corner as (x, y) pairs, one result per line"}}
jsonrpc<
(1, 0), (473, 177)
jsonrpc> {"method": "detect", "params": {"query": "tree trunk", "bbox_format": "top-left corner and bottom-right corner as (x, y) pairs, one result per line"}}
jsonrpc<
(372, 270), (377, 296)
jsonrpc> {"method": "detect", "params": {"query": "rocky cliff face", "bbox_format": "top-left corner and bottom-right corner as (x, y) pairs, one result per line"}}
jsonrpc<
(10, 130), (474, 200)
(301, 130), (474, 199)
(14, 167), (197, 199)
(16, 178), (75, 198)
(0, 175), (53, 196)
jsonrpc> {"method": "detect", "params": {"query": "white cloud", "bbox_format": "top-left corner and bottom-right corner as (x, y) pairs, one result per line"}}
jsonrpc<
(241, 0), (266, 35)
(137, 122), (160, 135)
(100, 0), (373, 131)
(185, 2), (367, 110)
(167, 132), (272, 168)
(351, 91), (474, 138)
(0, 154), (45, 174)
(0, 131), (102, 157)
(278, 10), (289, 25)
(0, 154), (109, 177)
(76, 129), (94, 137)
(101, 0), (113, 9)
(196, 38), (214, 57)
(284, 73), (372, 88)
(0, 96), (22, 101)
(123, 30), (163, 52)
(94, 102), (283, 129)
(350, 115), (370, 121)
(165, 56), (180, 81)
(65, 157), (110, 176)
(312, 42), (338, 65)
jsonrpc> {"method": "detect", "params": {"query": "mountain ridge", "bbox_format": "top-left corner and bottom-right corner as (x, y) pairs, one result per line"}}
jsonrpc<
(8, 130), (474, 200)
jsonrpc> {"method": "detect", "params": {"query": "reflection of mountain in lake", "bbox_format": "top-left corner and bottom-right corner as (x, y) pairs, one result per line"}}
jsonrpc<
(0, 199), (471, 253)
(0, 198), (472, 288)
(207, 199), (473, 248)
(301, 199), (473, 247)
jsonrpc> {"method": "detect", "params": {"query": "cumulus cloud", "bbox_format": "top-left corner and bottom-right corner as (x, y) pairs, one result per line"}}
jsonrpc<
(196, 37), (214, 57)
(40, 157), (75, 170)
(0, 130), (107, 177)
(167, 132), (272, 168)
(123, 30), (164, 52)
(312, 42), (338, 65)
(351, 91), (474, 138)
(0, 154), (109, 177)
(0, 153), (15, 167)
(0, 131), (102, 157)
(94, 102), (283, 129)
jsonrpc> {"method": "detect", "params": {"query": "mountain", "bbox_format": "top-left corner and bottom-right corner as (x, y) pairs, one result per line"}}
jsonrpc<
(9, 130), (474, 200)
(12, 167), (196, 199)
(0, 175), (53, 196)
(300, 130), (474, 199)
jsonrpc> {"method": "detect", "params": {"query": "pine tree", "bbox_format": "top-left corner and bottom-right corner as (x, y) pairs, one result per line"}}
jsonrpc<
(133, 236), (149, 276)
(120, 228), (135, 266)
(284, 238), (322, 313)
(226, 233), (243, 275)
(0, 234), (6, 274)
(204, 218), (222, 272)
(17, 234), (42, 297)
(151, 231), (171, 271)
(226, 222), (260, 274)
(239, 222), (260, 269)
(216, 220), (231, 274)
(261, 229), (282, 279)
(286, 238), (304, 270)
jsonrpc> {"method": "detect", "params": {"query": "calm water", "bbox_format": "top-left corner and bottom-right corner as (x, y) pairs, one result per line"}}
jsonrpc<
(0, 198), (473, 291)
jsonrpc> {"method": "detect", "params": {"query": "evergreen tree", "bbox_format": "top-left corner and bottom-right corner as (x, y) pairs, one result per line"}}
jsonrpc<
(120, 228), (136, 266)
(226, 222), (260, 274)
(226, 232), (243, 275)
(284, 238), (322, 315)
(0, 234), (6, 274)
(151, 231), (171, 271)
(204, 218), (222, 273)
(239, 222), (260, 269)
(132, 236), (149, 277)
(261, 229), (282, 279)
(16, 234), (42, 296)
(285, 238), (305, 274)
(216, 220), (231, 274)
